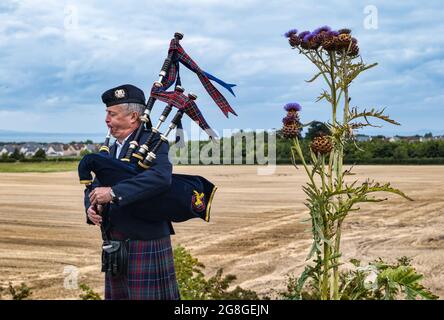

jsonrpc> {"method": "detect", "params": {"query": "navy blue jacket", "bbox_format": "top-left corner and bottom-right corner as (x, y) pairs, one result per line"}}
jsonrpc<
(84, 128), (175, 240)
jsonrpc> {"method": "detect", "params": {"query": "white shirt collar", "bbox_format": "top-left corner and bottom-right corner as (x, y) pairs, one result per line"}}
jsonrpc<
(115, 132), (133, 158)
(116, 133), (133, 147)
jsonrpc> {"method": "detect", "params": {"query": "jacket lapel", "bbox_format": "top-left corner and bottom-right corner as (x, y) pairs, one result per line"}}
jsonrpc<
(108, 141), (116, 158)
(117, 130), (138, 160)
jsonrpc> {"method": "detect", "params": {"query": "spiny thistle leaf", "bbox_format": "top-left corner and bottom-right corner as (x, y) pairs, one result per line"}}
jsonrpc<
(341, 62), (378, 87)
(290, 147), (300, 168)
(348, 107), (400, 126)
(359, 180), (413, 201)
(316, 90), (333, 104)
(343, 167), (356, 176)
(306, 242), (318, 261)
(306, 71), (325, 83)
(361, 62), (378, 72)
(327, 180), (413, 202)
(349, 121), (382, 129)
(377, 266), (438, 300)
(296, 267), (314, 296)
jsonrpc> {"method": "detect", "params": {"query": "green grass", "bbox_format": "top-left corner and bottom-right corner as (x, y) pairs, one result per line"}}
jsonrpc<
(0, 161), (79, 173)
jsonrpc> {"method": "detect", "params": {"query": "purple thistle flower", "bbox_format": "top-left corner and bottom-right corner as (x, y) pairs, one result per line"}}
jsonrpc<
(282, 115), (297, 125)
(328, 30), (339, 37)
(284, 29), (298, 38)
(303, 33), (314, 42)
(298, 31), (310, 40)
(284, 102), (302, 112)
(312, 25), (331, 36)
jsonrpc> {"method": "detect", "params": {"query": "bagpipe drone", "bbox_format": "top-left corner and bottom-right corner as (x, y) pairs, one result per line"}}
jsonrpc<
(78, 32), (237, 223)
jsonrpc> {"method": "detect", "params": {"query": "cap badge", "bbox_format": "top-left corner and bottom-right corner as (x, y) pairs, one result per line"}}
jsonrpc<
(114, 89), (126, 99)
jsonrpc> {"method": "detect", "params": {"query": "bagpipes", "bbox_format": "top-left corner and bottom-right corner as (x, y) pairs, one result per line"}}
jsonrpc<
(78, 32), (237, 223)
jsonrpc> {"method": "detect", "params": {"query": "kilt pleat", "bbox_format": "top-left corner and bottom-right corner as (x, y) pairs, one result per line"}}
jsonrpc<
(105, 236), (180, 300)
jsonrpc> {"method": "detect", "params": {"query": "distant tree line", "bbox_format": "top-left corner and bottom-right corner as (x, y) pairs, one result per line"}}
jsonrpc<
(276, 136), (444, 165)
(1, 126), (443, 165)
(276, 122), (444, 164)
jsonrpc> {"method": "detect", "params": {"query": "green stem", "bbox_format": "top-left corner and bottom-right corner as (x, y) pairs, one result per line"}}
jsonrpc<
(320, 155), (326, 194)
(328, 151), (334, 190)
(331, 53), (351, 300)
(320, 154), (332, 300)
(336, 56), (350, 191)
(304, 51), (332, 89)
(329, 52), (343, 300)
(329, 53), (337, 126)
(332, 219), (343, 300)
(342, 53), (350, 125)
(321, 241), (331, 300)
(293, 138), (320, 194)
(332, 53), (345, 105)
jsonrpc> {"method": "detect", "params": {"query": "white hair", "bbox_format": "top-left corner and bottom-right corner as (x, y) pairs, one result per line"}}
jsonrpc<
(121, 103), (145, 116)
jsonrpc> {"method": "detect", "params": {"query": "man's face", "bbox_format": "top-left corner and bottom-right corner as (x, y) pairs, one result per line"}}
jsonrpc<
(105, 104), (137, 139)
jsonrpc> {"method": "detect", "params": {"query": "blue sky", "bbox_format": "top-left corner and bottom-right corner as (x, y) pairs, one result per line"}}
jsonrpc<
(0, 0), (443, 138)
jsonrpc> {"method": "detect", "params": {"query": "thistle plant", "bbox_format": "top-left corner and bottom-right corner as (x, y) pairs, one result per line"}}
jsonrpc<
(281, 26), (428, 300)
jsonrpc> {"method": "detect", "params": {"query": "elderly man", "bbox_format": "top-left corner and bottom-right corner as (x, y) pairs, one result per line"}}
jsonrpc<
(84, 84), (180, 300)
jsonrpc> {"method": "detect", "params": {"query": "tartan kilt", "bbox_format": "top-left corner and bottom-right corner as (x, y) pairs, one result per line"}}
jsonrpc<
(105, 236), (180, 300)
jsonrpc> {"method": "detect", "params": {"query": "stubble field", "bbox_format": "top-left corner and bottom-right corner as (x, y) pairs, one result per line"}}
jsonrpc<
(0, 165), (443, 299)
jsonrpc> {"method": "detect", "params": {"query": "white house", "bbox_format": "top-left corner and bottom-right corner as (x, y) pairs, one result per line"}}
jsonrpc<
(83, 144), (98, 153)
(45, 144), (64, 157)
(0, 145), (16, 156)
(20, 143), (45, 157)
(355, 134), (372, 142)
(63, 144), (82, 156)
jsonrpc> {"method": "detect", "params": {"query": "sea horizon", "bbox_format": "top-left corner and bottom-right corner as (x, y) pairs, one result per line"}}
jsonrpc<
(1, 129), (444, 144)
(0, 131), (106, 144)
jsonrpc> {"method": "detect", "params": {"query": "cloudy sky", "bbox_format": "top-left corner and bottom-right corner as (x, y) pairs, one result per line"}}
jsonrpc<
(0, 0), (443, 138)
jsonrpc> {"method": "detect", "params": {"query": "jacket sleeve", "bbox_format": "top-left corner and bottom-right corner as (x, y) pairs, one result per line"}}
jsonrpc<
(83, 143), (115, 224)
(84, 178), (102, 225)
(110, 139), (172, 207)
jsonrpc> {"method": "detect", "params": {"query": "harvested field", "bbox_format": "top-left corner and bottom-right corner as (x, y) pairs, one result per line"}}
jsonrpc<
(0, 165), (443, 299)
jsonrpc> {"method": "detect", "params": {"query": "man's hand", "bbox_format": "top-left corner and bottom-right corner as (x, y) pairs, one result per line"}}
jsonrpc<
(87, 204), (104, 226)
(89, 187), (113, 205)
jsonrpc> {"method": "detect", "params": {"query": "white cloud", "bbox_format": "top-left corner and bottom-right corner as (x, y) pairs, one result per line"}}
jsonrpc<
(0, 0), (443, 136)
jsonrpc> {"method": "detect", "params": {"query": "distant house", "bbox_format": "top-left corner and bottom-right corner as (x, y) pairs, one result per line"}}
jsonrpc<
(45, 144), (64, 157)
(20, 143), (44, 157)
(23, 146), (39, 157)
(72, 143), (85, 151)
(403, 136), (423, 143)
(0, 145), (16, 156)
(390, 135), (423, 143)
(83, 144), (98, 153)
(63, 144), (82, 156)
(371, 135), (389, 141)
(355, 134), (372, 142)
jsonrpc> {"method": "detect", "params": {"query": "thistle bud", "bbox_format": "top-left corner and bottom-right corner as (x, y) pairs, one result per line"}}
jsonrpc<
(310, 134), (333, 155)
